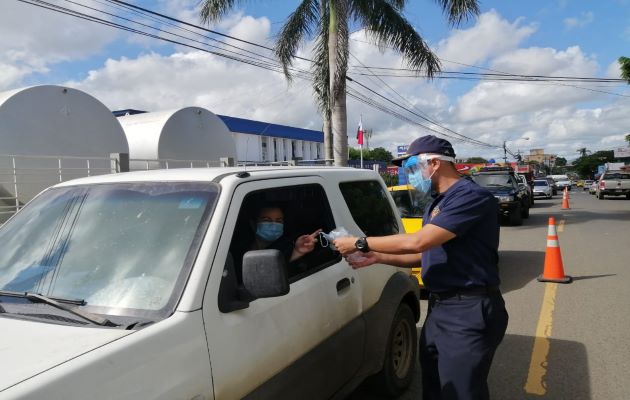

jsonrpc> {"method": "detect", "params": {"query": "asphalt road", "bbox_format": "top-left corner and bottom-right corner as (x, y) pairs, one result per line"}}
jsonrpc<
(349, 189), (630, 399)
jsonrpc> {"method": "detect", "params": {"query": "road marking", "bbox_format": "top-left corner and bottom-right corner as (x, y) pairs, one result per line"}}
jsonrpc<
(558, 219), (565, 233)
(524, 283), (558, 395)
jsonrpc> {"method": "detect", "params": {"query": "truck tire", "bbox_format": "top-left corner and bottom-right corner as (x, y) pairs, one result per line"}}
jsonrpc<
(598, 192), (605, 200)
(370, 303), (416, 397)
(510, 205), (523, 226)
(521, 203), (530, 219)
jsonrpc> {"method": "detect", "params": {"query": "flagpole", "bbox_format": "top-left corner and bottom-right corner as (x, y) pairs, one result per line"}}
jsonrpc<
(360, 114), (363, 169)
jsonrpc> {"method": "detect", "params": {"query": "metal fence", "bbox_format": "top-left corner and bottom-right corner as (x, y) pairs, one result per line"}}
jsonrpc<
(1, 154), (382, 222)
(0, 153), (230, 222)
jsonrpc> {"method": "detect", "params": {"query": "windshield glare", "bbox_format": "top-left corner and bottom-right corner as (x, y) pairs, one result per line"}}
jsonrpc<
(0, 183), (217, 317)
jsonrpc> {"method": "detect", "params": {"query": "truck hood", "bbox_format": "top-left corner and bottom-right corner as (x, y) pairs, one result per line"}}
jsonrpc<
(0, 317), (132, 391)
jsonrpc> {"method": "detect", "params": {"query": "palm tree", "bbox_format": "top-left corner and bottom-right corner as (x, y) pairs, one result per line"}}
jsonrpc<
(576, 147), (591, 158)
(620, 56), (630, 84)
(200, 1), (479, 166)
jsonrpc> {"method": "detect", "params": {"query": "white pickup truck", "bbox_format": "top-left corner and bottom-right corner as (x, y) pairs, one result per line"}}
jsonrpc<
(596, 170), (630, 199)
(0, 167), (420, 400)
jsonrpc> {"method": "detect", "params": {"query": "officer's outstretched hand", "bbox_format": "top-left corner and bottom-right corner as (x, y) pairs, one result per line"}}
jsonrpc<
(332, 236), (358, 256)
(347, 251), (378, 269)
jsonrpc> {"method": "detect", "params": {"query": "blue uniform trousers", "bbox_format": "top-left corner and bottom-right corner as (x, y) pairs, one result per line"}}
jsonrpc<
(420, 292), (508, 400)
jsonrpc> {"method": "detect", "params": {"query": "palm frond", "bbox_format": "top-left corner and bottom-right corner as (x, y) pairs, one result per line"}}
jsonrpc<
(384, 0), (406, 10)
(619, 56), (630, 83)
(199, 0), (240, 23)
(275, 0), (320, 80)
(352, 0), (441, 77)
(433, 0), (480, 26)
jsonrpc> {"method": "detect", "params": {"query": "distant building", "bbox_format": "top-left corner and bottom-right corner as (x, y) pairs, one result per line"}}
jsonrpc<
(113, 109), (324, 163)
(523, 148), (557, 167)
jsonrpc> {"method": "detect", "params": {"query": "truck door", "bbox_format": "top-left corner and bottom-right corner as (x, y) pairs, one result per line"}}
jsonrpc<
(202, 177), (364, 400)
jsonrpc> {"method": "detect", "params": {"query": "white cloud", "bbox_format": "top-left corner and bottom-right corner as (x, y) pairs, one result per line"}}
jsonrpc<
(0, 1), (118, 90)
(453, 46), (601, 122)
(68, 51), (320, 129)
(563, 11), (594, 29)
(435, 10), (537, 69)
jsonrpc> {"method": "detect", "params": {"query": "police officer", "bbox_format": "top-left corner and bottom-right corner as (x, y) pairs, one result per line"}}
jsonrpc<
(333, 135), (508, 400)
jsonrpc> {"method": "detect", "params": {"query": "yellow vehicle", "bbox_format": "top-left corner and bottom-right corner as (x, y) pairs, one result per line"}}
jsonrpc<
(387, 184), (427, 287)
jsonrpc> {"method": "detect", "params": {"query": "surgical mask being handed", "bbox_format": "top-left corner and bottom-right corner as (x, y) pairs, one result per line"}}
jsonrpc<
(404, 155), (436, 194)
(256, 222), (283, 242)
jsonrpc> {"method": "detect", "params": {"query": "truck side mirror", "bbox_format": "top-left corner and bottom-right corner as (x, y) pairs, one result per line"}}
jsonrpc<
(242, 249), (289, 299)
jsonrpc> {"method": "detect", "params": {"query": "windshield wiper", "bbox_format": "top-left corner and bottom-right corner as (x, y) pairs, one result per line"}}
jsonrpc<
(0, 290), (117, 327)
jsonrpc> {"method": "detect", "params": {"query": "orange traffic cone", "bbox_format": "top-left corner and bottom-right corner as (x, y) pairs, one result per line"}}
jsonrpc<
(538, 216), (572, 283)
(561, 187), (570, 209)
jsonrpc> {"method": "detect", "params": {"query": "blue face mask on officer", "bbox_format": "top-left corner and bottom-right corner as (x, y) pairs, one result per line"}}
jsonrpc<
(404, 155), (437, 195)
(256, 222), (283, 242)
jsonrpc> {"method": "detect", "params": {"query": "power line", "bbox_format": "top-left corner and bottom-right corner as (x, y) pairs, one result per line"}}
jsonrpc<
(348, 52), (498, 148)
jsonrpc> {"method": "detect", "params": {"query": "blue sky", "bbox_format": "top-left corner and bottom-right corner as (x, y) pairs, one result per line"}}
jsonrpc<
(2, 0), (630, 161)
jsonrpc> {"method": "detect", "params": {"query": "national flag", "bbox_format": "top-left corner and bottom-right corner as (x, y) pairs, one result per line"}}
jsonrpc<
(356, 117), (364, 145)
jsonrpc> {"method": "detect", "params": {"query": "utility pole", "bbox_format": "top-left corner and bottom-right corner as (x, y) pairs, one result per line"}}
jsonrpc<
(503, 141), (508, 164)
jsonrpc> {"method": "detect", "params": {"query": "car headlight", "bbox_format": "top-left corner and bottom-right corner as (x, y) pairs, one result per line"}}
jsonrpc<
(496, 195), (513, 202)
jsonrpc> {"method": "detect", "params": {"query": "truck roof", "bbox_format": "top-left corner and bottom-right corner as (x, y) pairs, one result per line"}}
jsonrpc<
(53, 166), (373, 187)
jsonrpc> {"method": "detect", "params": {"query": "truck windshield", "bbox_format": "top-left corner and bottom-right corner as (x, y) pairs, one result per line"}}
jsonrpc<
(0, 182), (217, 318)
(472, 174), (515, 188)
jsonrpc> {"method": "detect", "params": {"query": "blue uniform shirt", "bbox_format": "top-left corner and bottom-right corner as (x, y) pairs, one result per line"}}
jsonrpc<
(421, 178), (500, 292)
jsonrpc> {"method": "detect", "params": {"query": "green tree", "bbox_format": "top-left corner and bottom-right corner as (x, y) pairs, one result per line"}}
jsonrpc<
(620, 56), (630, 84)
(555, 157), (567, 167)
(625, 133), (630, 145)
(574, 150), (614, 178)
(200, 0), (479, 166)
(464, 157), (487, 163)
(369, 147), (393, 162)
(348, 146), (393, 161)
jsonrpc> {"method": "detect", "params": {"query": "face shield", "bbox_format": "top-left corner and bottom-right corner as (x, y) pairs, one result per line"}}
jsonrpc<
(403, 154), (456, 194)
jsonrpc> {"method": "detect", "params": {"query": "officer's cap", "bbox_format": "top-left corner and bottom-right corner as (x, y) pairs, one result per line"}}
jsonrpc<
(392, 135), (456, 166)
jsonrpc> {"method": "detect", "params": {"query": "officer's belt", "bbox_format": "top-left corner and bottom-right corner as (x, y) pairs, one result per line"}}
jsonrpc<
(429, 286), (500, 300)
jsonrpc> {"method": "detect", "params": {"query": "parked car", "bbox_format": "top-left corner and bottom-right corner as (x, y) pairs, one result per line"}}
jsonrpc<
(516, 174), (534, 205)
(0, 167), (420, 399)
(544, 177), (558, 196)
(549, 175), (572, 191)
(532, 179), (553, 199)
(582, 179), (594, 190)
(596, 170), (630, 199)
(472, 166), (531, 226)
(589, 180), (598, 195)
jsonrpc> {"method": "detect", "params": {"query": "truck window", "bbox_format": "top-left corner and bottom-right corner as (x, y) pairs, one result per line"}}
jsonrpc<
(339, 181), (399, 236)
(228, 184), (339, 284)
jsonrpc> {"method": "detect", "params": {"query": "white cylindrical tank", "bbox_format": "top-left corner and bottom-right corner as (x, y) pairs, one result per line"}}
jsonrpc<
(118, 107), (236, 168)
(0, 85), (128, 157)
(0, 85), (129, 221)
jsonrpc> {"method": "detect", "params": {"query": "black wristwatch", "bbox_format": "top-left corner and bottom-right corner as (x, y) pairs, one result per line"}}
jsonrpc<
(355, 237), (369, 253)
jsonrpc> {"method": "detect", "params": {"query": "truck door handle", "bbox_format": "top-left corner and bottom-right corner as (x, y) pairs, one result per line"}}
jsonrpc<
(336, 278), (351, 293)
